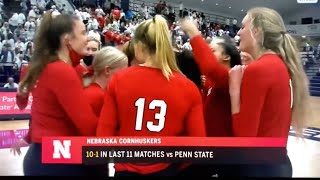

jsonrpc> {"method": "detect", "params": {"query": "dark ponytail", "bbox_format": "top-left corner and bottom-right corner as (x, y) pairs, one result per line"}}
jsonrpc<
(176, 50), (201, 88)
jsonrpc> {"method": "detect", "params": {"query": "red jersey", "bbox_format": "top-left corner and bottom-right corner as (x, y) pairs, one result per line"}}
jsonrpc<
(201, 75), (214, 102)
(232, 54), (291, 137)
(96, 65), (206, 174)
(190, 35), (233, 137)
(84, 82), (104, 117)
(25, 61), (98, 143)
(16, 64), (90, 110)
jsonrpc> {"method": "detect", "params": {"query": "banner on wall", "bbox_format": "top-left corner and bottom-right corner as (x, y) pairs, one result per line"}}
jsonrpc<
(286, 24), (320, 36)
(0, 89), (31, 120)
(297, 0), (318, 3)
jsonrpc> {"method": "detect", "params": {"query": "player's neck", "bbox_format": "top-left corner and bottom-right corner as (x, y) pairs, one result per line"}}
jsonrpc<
(94, 76), (108, 90)
(142, 55), (158, 69)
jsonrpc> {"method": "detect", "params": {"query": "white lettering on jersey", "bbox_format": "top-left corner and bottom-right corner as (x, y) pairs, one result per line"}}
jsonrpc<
(207, 87), (212, 96)
(289, 79), (293, 109)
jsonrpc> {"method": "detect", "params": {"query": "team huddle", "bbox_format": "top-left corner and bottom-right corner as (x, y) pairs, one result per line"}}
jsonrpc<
(11, 6), (310, 177)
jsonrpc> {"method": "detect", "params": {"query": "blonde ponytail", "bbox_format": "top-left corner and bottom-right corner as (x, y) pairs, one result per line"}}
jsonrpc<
(281, 33), (311, 134)
(153, 15), (181, 80)
(133, 15), (182, 80)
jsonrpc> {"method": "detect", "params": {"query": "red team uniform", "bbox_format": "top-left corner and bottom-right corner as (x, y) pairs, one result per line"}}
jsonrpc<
(24, 61), (98, 143)
(97, 65), (206, 174)
(231, 54), (292, 137)
(190, 35), (233, 137)
(84, 82), (104, 117)
(16, 63), (92, 110)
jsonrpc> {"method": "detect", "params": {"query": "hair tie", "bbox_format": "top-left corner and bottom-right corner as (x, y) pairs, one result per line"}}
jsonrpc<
(280, 31), (287, 35)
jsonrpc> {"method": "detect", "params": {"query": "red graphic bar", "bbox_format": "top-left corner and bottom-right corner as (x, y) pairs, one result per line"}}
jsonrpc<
(42, 137), (287, 164)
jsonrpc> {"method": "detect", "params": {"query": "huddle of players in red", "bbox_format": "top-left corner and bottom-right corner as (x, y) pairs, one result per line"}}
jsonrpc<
(14, 6), (309, 176)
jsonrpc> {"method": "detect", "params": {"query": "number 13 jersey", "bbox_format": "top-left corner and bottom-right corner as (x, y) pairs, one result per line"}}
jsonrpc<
(96, 65), (206, 174)
(97, 65), (206, 137)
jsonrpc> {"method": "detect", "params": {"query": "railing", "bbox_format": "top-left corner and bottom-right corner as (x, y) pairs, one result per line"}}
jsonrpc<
(129, 0), (235, 24)
(300, 49), (320, 71)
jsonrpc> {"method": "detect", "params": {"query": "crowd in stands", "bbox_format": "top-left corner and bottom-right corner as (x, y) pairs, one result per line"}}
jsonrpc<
(0, 0), (319, 88)
(301, 43), (320, 70)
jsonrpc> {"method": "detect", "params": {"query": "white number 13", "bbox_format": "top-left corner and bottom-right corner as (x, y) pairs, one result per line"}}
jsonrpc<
(134, 98), (167, 132)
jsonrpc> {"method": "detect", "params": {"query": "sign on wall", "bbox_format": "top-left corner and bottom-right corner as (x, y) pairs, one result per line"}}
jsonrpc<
(286, 24), (320, 36)
(297, 0), (318, 3)
(0, 90), (31, 120)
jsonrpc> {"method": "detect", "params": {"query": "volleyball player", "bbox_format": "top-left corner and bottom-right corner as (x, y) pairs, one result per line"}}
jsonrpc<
(84, 46), (128, 176)
(18, 11), (98, 176)
(178, 19), (241, 177)
(180, 19), (241, 137)
(81, 36), (101, 87)
(12, 36), (102, 155)
(228, 7), (310, 177)
(96, 15), (206, 176)
(84, 46), (128, 117)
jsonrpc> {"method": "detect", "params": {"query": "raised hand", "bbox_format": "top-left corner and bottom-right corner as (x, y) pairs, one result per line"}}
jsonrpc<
(179, 18), (201, 39)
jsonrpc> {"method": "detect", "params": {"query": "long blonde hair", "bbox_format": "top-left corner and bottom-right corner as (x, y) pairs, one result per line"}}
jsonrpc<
(133, 15), (182, 80)
(248, 7), (311, 134)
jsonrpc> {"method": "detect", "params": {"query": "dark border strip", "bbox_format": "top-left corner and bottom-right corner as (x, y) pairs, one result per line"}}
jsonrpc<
(82, 146), (287, 164)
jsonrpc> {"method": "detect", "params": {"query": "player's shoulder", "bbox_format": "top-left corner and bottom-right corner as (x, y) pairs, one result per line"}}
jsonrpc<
(41, 61), (78, 83)
(110, 65), (165, 82)
(246, 54), (284, 77)
(47, 61), (74, 71)
(111, 66), (140, 79)
(45, 61), (76, 76)
(84, 83), (104, 97)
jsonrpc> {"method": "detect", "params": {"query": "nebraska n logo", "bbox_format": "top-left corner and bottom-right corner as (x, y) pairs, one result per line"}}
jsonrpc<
(53, 140), (71, 159)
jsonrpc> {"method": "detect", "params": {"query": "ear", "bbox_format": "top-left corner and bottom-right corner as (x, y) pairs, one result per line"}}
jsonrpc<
(104, 66), (111, 77)
(62, 34), (70, 45)
(222, 54), (231, 62)
(134, 42), (142, 54)
(253, 27), (263, 38)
